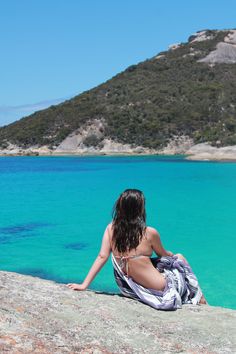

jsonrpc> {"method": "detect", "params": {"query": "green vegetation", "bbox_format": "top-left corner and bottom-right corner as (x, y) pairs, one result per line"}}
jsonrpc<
(1, 29), (236, 149)
(83, 134), (103, 148)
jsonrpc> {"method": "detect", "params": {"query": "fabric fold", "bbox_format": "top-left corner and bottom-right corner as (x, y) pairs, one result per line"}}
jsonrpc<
(112, 254), (203, 310)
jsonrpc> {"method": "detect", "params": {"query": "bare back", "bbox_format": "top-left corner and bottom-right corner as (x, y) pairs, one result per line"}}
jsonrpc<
(108, 224), (167, 291)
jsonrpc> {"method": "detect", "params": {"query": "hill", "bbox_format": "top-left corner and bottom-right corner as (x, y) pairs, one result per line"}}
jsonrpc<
(1, 29), (236, 156)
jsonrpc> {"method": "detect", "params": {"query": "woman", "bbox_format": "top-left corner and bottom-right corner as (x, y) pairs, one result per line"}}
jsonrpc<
(67, 189), (207, 310)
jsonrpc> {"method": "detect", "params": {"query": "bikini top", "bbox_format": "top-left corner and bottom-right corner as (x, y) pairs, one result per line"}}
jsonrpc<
(113, 253), (151, 277)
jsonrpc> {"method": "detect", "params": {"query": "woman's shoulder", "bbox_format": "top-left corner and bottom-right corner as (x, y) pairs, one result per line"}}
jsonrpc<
(146, 226), (160, 238)
(106, 222), (113, 232)
(106, 222), (114, 239)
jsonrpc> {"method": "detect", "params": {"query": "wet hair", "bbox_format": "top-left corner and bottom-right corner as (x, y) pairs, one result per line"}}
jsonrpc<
(112, 189), (146, 253)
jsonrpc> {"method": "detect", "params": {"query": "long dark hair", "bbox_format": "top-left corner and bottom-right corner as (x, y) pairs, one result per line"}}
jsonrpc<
(112, 189), (146, 253)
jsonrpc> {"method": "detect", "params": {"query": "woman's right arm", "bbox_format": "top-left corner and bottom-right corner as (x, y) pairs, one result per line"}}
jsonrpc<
(148, 227), (173, 257)
(67, 224), (112, 291)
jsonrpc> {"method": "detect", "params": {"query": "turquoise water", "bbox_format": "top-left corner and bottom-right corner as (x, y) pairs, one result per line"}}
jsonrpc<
(0, 155), (235, 309)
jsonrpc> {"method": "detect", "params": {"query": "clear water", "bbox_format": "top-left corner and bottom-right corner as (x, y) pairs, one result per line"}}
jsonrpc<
(0, 156), (235, 309)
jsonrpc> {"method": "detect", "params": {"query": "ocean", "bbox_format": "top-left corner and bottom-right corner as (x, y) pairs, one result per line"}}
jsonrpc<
(0, 155), (235, 309)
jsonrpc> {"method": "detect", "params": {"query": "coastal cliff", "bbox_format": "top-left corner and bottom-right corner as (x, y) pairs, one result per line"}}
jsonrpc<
(0, 271), (235, 353)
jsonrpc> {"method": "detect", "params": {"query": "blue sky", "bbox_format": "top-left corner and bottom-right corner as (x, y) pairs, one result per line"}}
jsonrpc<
(0, 0), (235, 126)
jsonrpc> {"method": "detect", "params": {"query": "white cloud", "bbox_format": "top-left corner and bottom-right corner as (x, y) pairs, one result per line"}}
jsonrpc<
(0, 95), (74, 126)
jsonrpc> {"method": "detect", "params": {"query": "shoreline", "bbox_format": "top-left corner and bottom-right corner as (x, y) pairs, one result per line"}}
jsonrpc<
(0, 151), (236, 162)
(0, 142), (236, 161)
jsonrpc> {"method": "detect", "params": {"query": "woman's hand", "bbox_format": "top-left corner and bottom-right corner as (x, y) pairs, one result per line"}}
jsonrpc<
(66, 283), (87, 291)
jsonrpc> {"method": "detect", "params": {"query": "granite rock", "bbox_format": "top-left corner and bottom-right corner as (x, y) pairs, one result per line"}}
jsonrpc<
(0, 271), (235, 353)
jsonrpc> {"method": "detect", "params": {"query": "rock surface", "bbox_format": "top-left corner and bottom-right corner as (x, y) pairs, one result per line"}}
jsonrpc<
(0, 125), (236, 160)
(198, 30), (236, 64)
(0, 271), (235, 353)
(1, 140), (236, 161)
(186, 143), (236, 161)
(53, 119), (155, 156)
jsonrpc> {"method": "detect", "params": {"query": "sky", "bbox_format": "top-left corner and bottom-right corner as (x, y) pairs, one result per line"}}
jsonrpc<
(0, 0), (236, 126)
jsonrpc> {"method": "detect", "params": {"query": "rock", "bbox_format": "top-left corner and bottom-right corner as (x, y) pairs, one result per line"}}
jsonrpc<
(189, 30), (215, 43)
(99, 138), (154, 155)
(55, 119), (105, 154)
(224, 30), (236, 45)
(168, 43), (181, 50)
(186, 143), (236, 161)
(0, 143), (52, 156)
(1, 132), (236, 160)
(198, 42), (236, 64)
(0, 271), (235, 353)
(53, 119), (155, 155)
(198, 30), (236, 64)
(159, 135), (194, 155)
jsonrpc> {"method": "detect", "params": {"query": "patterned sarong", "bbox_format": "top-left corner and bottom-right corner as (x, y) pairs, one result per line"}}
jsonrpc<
(112, 254), (203, 310)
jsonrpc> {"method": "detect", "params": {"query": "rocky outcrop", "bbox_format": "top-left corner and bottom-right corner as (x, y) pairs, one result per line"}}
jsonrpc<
(1, 140), (236, 161)
(0, 143), (52, 156)
(159, 135), (194, 155)
(0, 271), (235, 353)
(0, 117), (162, 157)
(55, 137), (154, 156)
(197, 30), (236, 64)
(55, 119), (105, 154)
(186, 143), (236, 161)
(189, 30), (215, 43)
(0, 124), (235, 161)
(53, 119), (154, 155)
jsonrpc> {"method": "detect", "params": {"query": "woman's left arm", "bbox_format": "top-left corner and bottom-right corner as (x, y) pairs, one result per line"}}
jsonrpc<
(67, 225), (112, 291)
